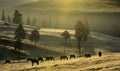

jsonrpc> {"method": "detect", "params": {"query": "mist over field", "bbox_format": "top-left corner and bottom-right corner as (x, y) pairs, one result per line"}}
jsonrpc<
(0, 0), (120, 71)
(0, 0), (120, 37)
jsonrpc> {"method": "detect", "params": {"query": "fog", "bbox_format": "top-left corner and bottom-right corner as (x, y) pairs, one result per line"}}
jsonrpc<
(0, 0), (120, 37)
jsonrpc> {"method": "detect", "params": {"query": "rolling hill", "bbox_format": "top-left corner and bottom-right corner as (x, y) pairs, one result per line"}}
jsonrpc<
(0, 22), (119, 60)
(0, 22), (120, 71)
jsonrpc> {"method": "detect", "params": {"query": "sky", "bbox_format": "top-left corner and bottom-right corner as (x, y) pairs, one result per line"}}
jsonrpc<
(0, 0), (38, 8)
(0, 0), (120, 12)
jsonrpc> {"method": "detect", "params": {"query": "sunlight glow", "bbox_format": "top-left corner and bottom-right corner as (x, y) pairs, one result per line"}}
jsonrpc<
(58, 0), (73, 22)
(62, 0), (72, 7)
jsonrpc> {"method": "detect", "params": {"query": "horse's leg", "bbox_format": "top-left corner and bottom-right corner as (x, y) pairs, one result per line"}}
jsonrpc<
(32, 62), (33, 66)
(37, 61), (39, 65)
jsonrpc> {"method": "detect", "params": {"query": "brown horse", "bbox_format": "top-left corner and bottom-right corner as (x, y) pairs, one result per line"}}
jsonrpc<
(70, 55), (76, 59)
(60, 56), (68, 60)
(27, 58), (39, 66)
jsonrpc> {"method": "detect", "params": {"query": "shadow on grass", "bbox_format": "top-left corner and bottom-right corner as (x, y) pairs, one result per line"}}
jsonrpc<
(0, 38), (63, 59)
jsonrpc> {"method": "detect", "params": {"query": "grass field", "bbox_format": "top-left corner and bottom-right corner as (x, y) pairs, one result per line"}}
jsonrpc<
(0, 23), (120, 71)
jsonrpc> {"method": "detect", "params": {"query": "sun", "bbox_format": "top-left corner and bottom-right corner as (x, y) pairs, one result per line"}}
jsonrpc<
(61, 0), (72, 7)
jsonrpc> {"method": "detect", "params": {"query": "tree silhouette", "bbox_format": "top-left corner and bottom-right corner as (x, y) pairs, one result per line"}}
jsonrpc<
(75, 21), (88, 56)
(61, 30), (71, 45)
(14, 24), (26, 50)
(13, 10), (22, 24)
(15, 24), (27, 40)
(31, 17), (37, 26)
(29, 29), (40, 47)
(1, 9), (6, 22)
(61, 30), (71, 55)
(7, 15), (12, 24)
(27, 16), (30, 25)
(42, 20), (47, 28)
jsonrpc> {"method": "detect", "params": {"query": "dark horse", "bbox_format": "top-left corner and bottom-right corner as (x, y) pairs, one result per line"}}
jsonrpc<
(60, 56), (68, 60)
(27, 58), (39, 66)
(70, 55), (76, 59)
(45, 57), (55, 61)
(98, 51), (102, 57)
(85, 54), (91, 58)
(38, 57), (44, 62)
(5, 60), (11, 64)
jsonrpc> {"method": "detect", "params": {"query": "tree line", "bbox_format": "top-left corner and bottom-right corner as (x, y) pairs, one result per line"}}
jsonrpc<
(1, 9), (60, 28)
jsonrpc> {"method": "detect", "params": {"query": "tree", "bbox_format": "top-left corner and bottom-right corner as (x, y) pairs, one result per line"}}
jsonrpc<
(27, 16), (30, 25)
(7, 15), (12, 24)
(61, 30), (71, 55)
(41, 20), (47, 28)
(31, 17), (37, 26)
(13, 10), (22, 24)
(61, 30), (71, 45)
(29, 29), (40, 47)
(1, 9), (6, 22)
(15, 24), (27, 40)
(14, 24), (26, 50)
(75, 21), (88, 56)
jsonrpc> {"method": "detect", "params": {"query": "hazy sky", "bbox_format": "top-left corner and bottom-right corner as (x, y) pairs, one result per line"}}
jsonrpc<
(0, 0), (38, 8)
(0, 0), (120, 12)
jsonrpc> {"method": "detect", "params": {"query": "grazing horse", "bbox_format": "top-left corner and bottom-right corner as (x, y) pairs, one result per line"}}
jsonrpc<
(38, 57), (44, 62)
(31, 58), (39, 66)
(70, 55), (76, 59)
(5, 60), (11, 64)
(27, 58), (32, 62)
(85, 54), (91, 58)
(60, 56), (68, 60)
(27, 58), (39, 66)
(98, 51), (102, 57)
(45, 57), (55, 61)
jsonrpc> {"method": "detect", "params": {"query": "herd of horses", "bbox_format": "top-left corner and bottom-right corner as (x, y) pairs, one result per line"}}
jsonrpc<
(4, 52), (102, 66)
(27, 55), (76, 66)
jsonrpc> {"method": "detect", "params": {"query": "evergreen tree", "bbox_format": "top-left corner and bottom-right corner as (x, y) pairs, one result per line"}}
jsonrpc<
(75, 21), (88, 56)
(31, 17), (37, 26)
(1, 9), (6, 22)
(15, 24), (27, 40)
(27, 16), (30, 25)
(14, 24), (26, 50)
(13, 10), (22, 24)
(29, 29), (40, 47)
(7, 15), (12, 24)
(42, 20), (47, 28)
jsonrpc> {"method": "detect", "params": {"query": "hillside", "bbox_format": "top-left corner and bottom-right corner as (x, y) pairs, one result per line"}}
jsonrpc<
(0, 23), (120, 60)
(0, 53), (119, 71)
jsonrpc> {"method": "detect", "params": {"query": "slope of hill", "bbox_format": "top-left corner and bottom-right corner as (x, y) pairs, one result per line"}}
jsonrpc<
(0, 53), (119, 71)
(0, 23), (120, 60)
